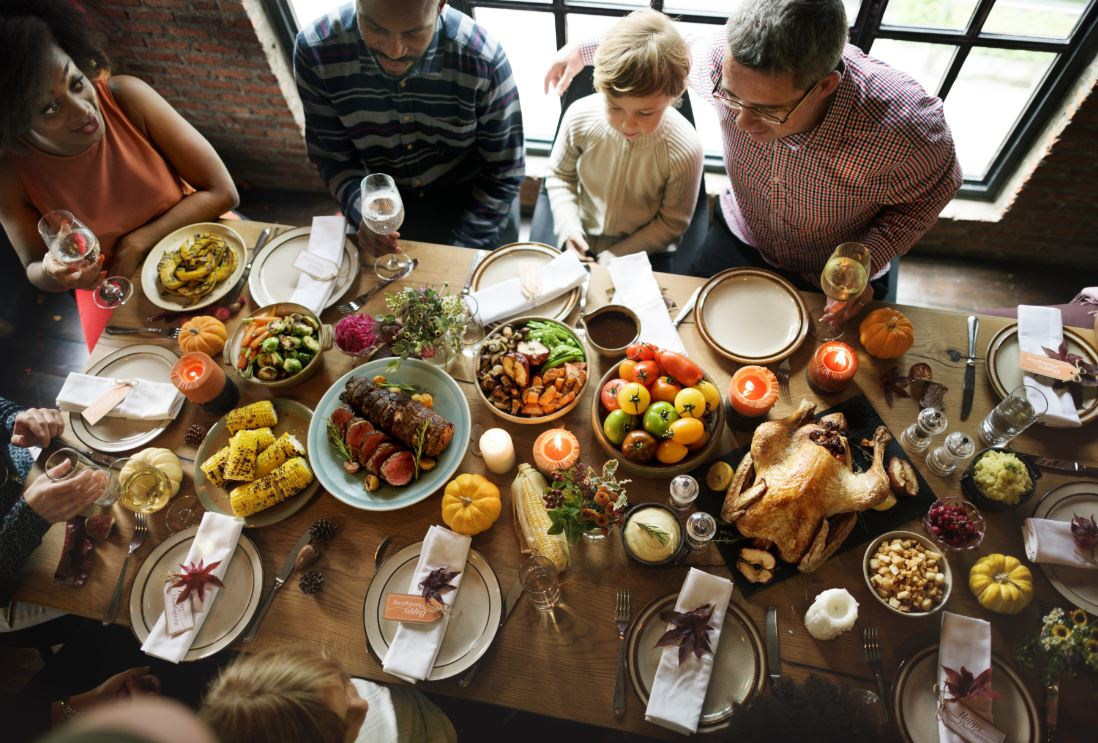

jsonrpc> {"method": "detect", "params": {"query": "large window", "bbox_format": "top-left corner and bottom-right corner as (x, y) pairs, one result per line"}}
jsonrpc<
(276, 0), (1098, 200)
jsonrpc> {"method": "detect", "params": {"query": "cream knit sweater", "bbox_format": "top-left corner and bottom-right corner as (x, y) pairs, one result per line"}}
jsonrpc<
(545, 94), (704, 257)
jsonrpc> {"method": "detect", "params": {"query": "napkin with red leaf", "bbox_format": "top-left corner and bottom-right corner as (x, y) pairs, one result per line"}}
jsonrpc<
(938, 612), (1003, 743)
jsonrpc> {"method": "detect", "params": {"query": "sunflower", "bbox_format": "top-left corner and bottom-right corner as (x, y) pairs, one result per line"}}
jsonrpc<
(1051, 624), (1070, 640)
(1084, 638), (1098, 657)
(1091, 625), (1098, 641)
(1070, 608), (1089, 625)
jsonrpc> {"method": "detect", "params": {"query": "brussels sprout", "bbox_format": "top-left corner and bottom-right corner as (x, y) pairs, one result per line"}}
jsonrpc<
(289, 313), (303, 323)
(301, 315), (320, 331)
(257, 366), (280, 381)
(280, 335), (301, 351)
(302, 335), (320, 352)
(257, 351), (284, 368)
(266, 319), (287, 335)
(283, 357), (304, 374)
(291, 322), (313, 337)
(260, 336), (280, 353)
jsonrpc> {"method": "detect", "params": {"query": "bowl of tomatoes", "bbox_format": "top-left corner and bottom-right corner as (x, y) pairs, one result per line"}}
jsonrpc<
(589, 342), (724, 478)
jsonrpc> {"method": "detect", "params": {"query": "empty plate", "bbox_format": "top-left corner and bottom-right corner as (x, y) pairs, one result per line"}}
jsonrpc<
(248, 226), (359, 309)
(694, 268), (808, 364)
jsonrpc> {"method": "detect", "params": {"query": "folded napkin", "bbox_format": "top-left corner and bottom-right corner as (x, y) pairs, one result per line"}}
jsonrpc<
(469, 251), (587, 325)
(141, 512), (243, 663)
(382, 525), (472, 682)
(938, 612), (993, 743)
(606, 253), (686, 354)
(1024, 517), (1097, 569)
(1017, 305), (1080, 428)
(57, 372), (184, 421)
(290, 216), (346, 315)
(645, 568), (734, 735)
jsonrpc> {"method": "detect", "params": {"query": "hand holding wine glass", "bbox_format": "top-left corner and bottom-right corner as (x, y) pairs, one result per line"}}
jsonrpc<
(361, 174), (414, 281)
(38, 210), (132, 309)
(810, 242), (871, 341)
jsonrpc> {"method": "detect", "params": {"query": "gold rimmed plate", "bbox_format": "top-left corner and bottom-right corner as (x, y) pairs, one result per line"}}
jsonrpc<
(469, 242), (578, 321)
(140, 222), (246, 311)
(248, 225), (359, 310)
(694, 268), (808, 364)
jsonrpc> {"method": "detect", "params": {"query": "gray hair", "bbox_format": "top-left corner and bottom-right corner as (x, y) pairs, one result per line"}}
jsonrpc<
(725, 0), (848, 89)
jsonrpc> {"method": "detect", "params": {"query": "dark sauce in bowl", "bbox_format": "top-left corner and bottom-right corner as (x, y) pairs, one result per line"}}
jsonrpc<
(586, 310), (639, 351)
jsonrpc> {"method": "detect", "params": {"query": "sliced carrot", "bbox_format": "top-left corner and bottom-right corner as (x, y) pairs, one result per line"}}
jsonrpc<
(248, 331), (271, 349)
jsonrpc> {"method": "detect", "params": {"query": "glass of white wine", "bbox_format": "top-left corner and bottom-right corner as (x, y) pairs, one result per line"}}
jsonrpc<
(38, 210), (132, 309)
(112, 459), (173, 514)
(810, 242), (871, 341)
(361, 174), (414, 281)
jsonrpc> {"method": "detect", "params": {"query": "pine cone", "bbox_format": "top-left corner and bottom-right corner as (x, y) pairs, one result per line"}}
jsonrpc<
(184, 424), (208, 446)
(309, 519), (337, 544)
(299, 570), (325, 594)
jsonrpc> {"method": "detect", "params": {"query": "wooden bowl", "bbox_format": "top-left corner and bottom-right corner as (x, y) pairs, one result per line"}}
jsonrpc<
(589, 361), (723, 478)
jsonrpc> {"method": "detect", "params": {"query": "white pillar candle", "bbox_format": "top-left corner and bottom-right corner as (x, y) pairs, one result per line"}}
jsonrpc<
(479, 428), (516, 474)
(804, 588), (859, 640)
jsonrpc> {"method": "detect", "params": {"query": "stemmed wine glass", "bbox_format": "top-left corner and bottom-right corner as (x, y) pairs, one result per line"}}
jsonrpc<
(810, 242), (871, 341)
(459, 294), (486, 360)
(38, 210), (132, 309)
(361, 174), (414, 281)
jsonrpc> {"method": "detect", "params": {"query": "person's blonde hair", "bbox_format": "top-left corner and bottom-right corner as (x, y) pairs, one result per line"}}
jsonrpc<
(199, 648), (349, 743)
(593, 9), (689, 99)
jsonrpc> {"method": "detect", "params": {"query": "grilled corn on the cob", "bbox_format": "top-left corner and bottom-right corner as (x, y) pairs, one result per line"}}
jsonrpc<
(255, 432), (306, 478)
(223, 429), (259, 482)
(231, 426), (275, 453)
(511, 463), (569, 571)
(199, 445), (231, 487)
(225, 401), (278, 434)
(230, 456), (313, 516)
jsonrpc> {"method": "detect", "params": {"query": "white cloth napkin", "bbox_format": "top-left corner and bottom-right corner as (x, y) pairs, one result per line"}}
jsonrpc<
(141, 512), (243, 663)
(938, 612), (993, 743)
(1017, 305), (1081, 428)
(56, 372), (183, 421)
(1024, 518), (1097, 569)
(606, 253), (686, 354)
(469, 251), (587, 325)
(382, 525), (472, 682)
(644, 568), (734, 735)
(289, 216), (346, 315)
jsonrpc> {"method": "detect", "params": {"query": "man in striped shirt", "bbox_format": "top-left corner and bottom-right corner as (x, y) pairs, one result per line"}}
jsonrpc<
(548, 0), (961, 321)
(294, 0), (524, 252)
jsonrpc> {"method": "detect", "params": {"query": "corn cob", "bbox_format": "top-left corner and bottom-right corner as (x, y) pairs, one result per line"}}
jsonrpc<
(225, 401), (278, 434)
(229, 456), (314, 517)
(255, 432), (306, 478)
(231, 426), (275, 453)
(511, 463), (569, 571)
(199, 444), (231, 487)
(223, 429), (259, 482)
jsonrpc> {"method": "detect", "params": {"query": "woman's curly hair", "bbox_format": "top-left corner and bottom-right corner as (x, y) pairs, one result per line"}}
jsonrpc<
(0, 0), (110, 153)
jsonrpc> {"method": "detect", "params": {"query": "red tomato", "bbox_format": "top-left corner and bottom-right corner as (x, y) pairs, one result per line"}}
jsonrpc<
(657, 349), (704, 387)
(633, 360), (660, 387)
(618, 359), (638, 383)
(600, 378), (628, 412)
(625, 342), (658, 361)
(650, 375), (682, 404)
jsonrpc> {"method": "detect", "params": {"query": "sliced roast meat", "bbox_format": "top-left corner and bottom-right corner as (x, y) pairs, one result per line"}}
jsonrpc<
(330, 406), (354, 436)
(340, 378), (454, 457)
(355, 431), (389, 467)
(366, 442), (402, 476)
(344, 419), (375, 450)
(380, 450), (416, 487)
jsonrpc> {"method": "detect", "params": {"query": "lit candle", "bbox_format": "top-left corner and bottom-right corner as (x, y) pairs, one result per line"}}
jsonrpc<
(532, 427), (580, 476)
(727, 365), (780, 417)
(806, 341), (859, 394)
(170, 352), (239, 414)
(479, 428), (516, 474)
(803, 588), (859, 640)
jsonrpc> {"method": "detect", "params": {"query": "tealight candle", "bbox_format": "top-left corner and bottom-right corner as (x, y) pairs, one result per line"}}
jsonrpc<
(479, 428), (516, 474)
(170, 351), (239, 415)
(532, 428), (580, 476)
(804, 588), (859, 640)
(727, 365), (780, 417)
(806, 341), (858, 394)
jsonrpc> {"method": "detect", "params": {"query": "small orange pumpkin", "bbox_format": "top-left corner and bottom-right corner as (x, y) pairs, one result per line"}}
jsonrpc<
(179, 315), (227, 357)
(859, 308), (914, 359)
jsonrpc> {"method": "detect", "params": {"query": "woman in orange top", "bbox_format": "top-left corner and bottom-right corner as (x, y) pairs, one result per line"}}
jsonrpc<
(0, 0), (238, 349)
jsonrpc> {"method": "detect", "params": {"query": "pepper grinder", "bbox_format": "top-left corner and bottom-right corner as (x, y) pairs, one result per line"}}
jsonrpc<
(900, 407), (947, 452)
(926, 431), (976, 477)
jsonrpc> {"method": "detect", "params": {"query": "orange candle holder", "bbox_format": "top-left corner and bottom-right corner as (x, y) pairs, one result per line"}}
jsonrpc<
(532, 428), (580, 476)
(806, 341), (858, 394)
(170, 351), (239, 414)
(727, 365), (780, 418)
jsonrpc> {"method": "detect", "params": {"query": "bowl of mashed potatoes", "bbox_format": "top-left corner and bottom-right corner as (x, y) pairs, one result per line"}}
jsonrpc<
(962, 447), (1040, 511)
(620, 504), (686, 566)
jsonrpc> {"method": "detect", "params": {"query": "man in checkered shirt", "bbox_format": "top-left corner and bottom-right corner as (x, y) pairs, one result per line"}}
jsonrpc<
(547, 0), (962, 322)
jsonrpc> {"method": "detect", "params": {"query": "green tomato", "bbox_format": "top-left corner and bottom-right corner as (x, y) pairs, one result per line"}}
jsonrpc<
(642, 401), (679, 438)
(603, 410), (638, 446)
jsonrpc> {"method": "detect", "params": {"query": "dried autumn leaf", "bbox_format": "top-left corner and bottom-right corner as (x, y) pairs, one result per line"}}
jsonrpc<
(655, 603), (716, 666)
(879, 368), (911, 407)
(419, 567), (460, 607)
(1071, 513), (1098, 556)
(1043, 344), (1098, 387)
(942, 665), (1002, 703)
(920, 382), (948, 411)
(908, 362), (934, 382)
(169, 560), (224, 605)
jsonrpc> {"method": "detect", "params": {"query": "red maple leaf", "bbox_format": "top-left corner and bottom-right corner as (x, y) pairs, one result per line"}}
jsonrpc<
(942, 665), (1002, 703)
(170, 559), (224, 605)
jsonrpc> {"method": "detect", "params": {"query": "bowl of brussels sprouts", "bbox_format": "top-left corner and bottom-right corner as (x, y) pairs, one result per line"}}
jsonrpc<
(228, 302), (332, 390)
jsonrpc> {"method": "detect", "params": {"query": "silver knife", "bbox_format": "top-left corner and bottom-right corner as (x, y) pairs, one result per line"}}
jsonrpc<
(766, 606), (780, 684)
(217, 227), (274, 309)
(241, 527), (313, 642)
(960, 315), (979, 420)
(461, 249), (488, 295)
(458, 577), (524, 687)
(673, 287), (702, 328)
(1029, 456), (1098, 477)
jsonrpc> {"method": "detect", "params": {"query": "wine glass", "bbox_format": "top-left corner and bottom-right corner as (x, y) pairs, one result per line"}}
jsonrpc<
(44, 447), (116, 507)
(38, 210), (132, 309)
(110, 458), (172, 514)
(164, 492), (203, 533)
(361, 174), (413, 281)
(810, 242), (871, 341)
(459, 294), (486, 360)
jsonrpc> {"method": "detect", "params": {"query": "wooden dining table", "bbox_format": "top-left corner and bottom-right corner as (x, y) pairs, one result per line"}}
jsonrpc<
(14, 219), (1098, 739)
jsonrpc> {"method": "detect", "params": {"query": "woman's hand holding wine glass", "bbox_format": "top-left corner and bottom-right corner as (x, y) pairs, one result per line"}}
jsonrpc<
(38, 210), (132, 309)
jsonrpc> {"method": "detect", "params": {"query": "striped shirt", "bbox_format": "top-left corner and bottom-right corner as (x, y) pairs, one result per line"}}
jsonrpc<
(294, 4), (524, 249)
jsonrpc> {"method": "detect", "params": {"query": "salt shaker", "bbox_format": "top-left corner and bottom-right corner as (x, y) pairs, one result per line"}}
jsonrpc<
(926, 431), (976, 477)
(668, 474), (699, 513)
(900, 407), (947, 452)
(685, 512), (716, 551)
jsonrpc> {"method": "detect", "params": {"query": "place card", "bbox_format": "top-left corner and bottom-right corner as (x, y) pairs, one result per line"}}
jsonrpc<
(162, 583), (194, 637)
(383, 594), (443, 624)
(81, 382), (134, 426)
(939, 700), (1006, 743)
(1019, 351), (1078, 382)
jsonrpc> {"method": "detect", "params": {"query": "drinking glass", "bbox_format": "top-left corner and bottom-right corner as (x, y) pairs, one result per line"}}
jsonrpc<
(926, 431), (976, 477)
(978, 385), (1048, 447)
(900, 407), (947, 453)
(164, 492), (203, 533)
(44, 447), (115, 507)
(38, 210), (132, 309)
(668, 474), (699, 513)
(112, 458), (173, 514)
(685, 512), (717, 551)
(459, 294), (486, 360)
(519, 554), (561, 611)
(810, 242), (871, 341)
(361, 174), (413, 281)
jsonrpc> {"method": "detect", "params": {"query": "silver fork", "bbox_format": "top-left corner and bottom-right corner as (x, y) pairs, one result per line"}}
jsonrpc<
(776, 359), (792, 403)
(105, 326), (181, 340)
(613, 588), (631, 720)
(336, 257), (419, 315)
(103, 512), (148, 625)
(863, 627), (887, 706)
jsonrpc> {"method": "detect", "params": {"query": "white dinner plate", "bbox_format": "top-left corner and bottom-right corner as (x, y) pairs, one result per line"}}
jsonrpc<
(128, 526), (262, 662)
(140, 223), (246, 311)
(694, 268), (808, 364)
(248, 226), (359, 310)
(363, 542), (502, 681)
(891, 645), (1039, 743)
(627, 593), (765, 732)
(469, 242), (578, 321)
(69, 344), (179, 453)
(1030, 482), (1098, 612)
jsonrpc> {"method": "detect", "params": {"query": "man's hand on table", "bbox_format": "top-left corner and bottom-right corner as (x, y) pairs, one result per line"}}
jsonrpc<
(820, 285), (875, 327)
(11, 408), (65, 448)
(356, 222), (400, 257)
(24, 459), (107, 523)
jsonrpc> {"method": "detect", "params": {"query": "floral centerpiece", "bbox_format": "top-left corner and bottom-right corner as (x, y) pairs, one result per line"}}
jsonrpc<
(544, 460), (629, 544)
(1018, 606), (1098, 686)
(380, 285), (466, 363)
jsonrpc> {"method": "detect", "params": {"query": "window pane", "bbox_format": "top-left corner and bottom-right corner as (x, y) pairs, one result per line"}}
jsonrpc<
(945, 48), (1057, 179)
(566, 12), (626, 42)
(288, 0), (343, 28)
(476, 8), (561, 143)
(662, 0), (740, 13)
(882, 0), (979, 31)
(870, 40), (956, 97)
(982, 0), (1089, 39)
(674, 22), (727, 161)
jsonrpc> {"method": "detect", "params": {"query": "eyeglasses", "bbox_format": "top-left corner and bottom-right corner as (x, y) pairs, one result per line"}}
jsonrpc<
(712, 76), (822, 125)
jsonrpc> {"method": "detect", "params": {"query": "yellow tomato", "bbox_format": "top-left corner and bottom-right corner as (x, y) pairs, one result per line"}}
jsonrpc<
(656, 439), (689, 464)
(617, 382), (651, 415)
(667, 417), (704, 445)
(693, 380), (720, 415)
(674, 387), (706, 418)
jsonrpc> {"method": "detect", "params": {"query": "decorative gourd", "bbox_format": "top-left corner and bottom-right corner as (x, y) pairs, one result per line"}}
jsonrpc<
(441, 474), (501, 536)
(120, 447), (184, 496)
(968, 553), (1033, 615)
(179, 315), (227, 357)
(858, 308), (914, 359)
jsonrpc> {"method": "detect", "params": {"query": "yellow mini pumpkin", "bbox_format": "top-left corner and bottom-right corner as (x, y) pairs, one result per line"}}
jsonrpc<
(442, 474), (501, 536)
(969, 553), (1033, 615)
(858, 308), (914, 359)
(120, 447), (184, 497)
(179, 315), (228, 357)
